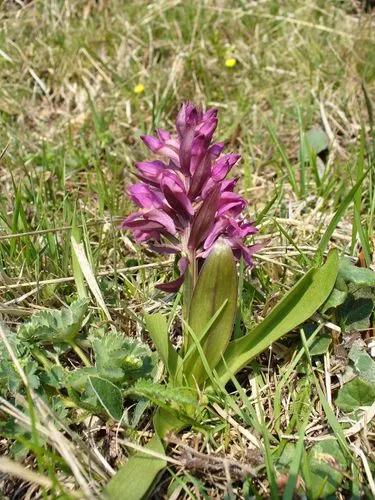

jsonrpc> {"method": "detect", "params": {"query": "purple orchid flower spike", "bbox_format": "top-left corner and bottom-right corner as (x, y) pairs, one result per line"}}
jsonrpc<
(121, 102), (258, 291)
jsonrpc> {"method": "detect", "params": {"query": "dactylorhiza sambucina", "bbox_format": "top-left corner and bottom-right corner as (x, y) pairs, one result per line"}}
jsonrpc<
(121, 103), (259, 292)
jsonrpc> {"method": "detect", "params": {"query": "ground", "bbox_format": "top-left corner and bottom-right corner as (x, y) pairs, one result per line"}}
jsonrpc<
(0, 0), (374, 499)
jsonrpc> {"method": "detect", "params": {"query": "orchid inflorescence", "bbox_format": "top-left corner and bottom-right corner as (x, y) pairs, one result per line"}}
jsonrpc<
(121, 103), (258, 292)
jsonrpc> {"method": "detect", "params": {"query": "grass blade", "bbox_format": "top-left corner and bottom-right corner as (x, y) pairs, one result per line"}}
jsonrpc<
(317, 169), (369, 260)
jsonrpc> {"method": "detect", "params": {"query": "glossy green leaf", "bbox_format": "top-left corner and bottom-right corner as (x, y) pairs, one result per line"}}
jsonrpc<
(184, 239), (238, 385)
(216, 250), (339, 385)
(144, 313), (182, 384)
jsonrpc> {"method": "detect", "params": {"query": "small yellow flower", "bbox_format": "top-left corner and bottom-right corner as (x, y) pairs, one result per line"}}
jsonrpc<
(225, 57), (237, 68)
(133, 83), (145, 94)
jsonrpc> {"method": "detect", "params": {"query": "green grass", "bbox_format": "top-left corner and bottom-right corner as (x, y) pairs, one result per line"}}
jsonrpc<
(0, 0), (374, 498)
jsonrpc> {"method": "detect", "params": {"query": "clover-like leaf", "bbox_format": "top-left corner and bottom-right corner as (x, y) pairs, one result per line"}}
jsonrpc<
(337, 257), (375, 287)
(336, 377), (375, 413)
(307, 439), (347, 499)
(348, 344), (375, 384)
(89, 376), (123, 421)
(337, 283), (375, 332)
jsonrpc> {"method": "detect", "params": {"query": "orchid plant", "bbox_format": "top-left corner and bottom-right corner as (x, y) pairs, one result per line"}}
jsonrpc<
(122, 103), (259, 351)
(107, 103), (340, 500)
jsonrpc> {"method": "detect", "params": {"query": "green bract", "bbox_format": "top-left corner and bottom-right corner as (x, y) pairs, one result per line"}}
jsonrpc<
(184, 239), (237, 385)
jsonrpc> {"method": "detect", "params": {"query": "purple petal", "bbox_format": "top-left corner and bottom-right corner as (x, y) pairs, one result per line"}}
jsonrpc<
(176, 103), (201, 138)
(189, 153), (212, 200)
(133, 229), (161, 243)
(203, 218), (229, 249)
(188, 184), (221, 250)
(123, 209), (176, 236)
(136, 160), (166, 185)
(217, 192), (246, 217)
(121, 215), (165, 232)
(179, 126), (195, 175)
(212, 154), (241, 181)
(141, 135), (163, 152)
(209, 142), (225, 158)
(202, 108), (218, 121)
(227, 219), (257, 239)
(157, 129), (171, 141)
(190, 133), (211, 174)
(196, 112), (218, 140)
(201, 176), (238, 199)
(141, 135), (179, 163)
(156, 257), (188, 292)
(161, 172), (193, 217)
(128, 184), (164, 209)
(149, 244), (179, 254)
(231, 242), (261, 266)
(156, 275), (185, 293)
(145, 208), (176, 234)
(221, 178), (239, 192)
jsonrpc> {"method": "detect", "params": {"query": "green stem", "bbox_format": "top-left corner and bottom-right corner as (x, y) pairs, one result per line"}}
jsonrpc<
(69, 341), (91, 367)
(31, 348), (53, 370)
(182, 249), (197, 354)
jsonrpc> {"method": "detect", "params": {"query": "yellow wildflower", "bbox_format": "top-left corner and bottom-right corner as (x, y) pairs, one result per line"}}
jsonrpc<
(225, 58), (237, 68)
(133, 83), (145, 94)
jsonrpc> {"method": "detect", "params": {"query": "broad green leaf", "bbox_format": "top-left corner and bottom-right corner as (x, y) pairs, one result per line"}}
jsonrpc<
(184, 239), (237, 384)
(66, 367), (97, 391)
(144, 313), (182, 383)
(335, 377), (375, 413)
(179, 300), (228, 385)
(216, 250), (339, 385)
(321, 287), (347, 313)
(277, 443), (296, 469)
(105, 434), (166, 500)
(67, 367), (110, 414)
(337, 284), (375, 332)
(338, 257), (375, 286)
(105, 408), (184, 500)
(303, 127), (329, 157)
(88, 376), (123, 421)
(327, 256), (375, 306)
(307, 439), (347, 499)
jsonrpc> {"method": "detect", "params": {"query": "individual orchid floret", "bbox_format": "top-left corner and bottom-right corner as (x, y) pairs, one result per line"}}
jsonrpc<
(121, 102), (258, 291)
